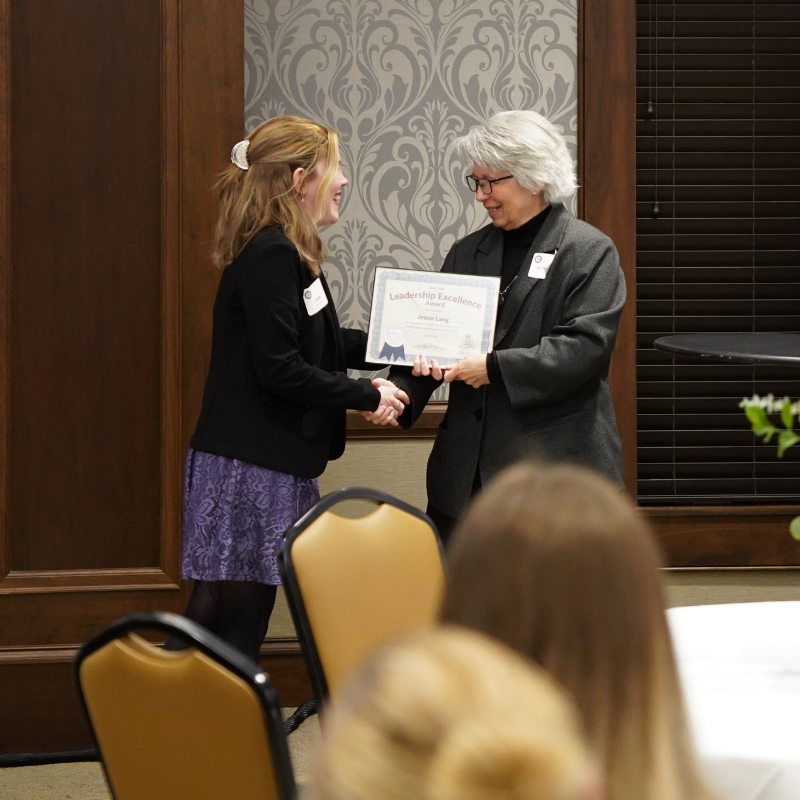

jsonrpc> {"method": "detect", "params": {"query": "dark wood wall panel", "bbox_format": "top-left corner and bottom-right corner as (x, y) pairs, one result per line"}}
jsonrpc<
(0, 0), (249, 754)
(0, 643), (311, 752)
(579, 0), (638, 496)
(0, 662), (94, 753)
(0, 587), (193, 648)
(9, 0), (162, 570)
(180, 0), (245, 446)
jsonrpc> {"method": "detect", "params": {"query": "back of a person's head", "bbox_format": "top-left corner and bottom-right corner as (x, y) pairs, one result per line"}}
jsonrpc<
(312, 626), (597, 800)
(440, 462), (715, 800)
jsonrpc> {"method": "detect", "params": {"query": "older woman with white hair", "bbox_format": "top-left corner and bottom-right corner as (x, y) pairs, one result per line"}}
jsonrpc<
(380, 110), (626, 542)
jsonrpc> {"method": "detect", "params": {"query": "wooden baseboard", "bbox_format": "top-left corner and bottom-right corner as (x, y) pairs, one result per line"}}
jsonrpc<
(644, 506), (800, 569)
(346, 404), (446, 439)
(257, 638), (313, 707)
(0, 638), (310, 754)
(0, 659), (94, 753)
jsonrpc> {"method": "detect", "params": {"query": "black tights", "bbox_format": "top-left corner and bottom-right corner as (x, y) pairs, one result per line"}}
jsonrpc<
(164, 580), (277, 664)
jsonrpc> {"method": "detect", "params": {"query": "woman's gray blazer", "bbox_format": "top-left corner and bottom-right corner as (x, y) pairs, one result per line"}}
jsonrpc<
(389, 203), (626, 519)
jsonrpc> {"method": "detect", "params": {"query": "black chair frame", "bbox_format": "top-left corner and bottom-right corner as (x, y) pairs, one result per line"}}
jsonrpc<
(74, 611), (296, 800)
(278, 486), (441, 712)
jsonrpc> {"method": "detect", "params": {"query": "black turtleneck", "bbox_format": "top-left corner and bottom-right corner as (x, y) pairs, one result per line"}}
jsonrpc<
(486, 205), (551, 384)
(499, 205), (551, 295)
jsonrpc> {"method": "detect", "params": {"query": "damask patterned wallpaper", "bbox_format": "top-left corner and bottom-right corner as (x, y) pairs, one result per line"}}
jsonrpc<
(244, 0), (578, 332)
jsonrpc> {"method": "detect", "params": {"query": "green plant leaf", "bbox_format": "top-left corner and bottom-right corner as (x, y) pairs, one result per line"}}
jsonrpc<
(744, 406), (777, 444)
(777, 429), (800, 458)
(781, 401), (795, 431)
(790, 516), (800, 540)
(744, 406), (776, 441)
(745, 406), (768, 427)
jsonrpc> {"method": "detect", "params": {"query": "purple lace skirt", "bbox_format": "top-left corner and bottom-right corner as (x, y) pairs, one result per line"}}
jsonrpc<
(180, 448), (320, 585)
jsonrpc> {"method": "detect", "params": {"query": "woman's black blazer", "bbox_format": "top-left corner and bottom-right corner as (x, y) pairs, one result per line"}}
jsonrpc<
(190, 227), (380, 479)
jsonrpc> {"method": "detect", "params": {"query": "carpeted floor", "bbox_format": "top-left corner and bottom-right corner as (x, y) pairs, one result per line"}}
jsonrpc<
(0, 709), (321, 800)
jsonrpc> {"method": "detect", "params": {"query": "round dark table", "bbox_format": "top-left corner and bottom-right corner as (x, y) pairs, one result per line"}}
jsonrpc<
(653, 333), (800, 366)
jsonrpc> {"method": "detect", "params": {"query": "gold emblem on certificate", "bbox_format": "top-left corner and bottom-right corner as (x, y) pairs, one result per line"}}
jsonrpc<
(366, 267), (501, 366)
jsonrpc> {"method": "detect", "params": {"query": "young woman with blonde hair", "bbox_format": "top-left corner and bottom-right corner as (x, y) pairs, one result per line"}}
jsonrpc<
(168, 116), (407, 661)
(440, 463), (717, 800)
(313, 626), (600, 800)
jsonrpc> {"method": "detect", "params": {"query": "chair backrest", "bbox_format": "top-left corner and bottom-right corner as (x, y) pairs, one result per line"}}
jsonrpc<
(279, 488), (445, 701)
(74, 612), (296, 800)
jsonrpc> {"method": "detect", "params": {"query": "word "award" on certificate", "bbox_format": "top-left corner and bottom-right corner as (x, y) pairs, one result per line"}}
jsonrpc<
(365, 267), (501, 366)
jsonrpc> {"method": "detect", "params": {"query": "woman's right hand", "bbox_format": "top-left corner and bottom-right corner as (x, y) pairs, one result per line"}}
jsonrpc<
(412, 354), (443, 380)
(361, 381), (409, 426)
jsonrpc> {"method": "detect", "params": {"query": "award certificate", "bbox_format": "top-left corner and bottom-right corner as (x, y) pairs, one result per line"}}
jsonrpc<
(366, 267), (500, 366)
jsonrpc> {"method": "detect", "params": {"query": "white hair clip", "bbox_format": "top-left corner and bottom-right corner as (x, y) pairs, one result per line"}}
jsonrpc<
(231, 139), (250, 170)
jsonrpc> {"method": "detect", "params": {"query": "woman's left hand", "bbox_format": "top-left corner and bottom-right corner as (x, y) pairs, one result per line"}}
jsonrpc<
(443, 354), (490, 388)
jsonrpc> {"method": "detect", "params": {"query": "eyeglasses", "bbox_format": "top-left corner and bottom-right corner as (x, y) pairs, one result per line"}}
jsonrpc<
(465, 174), (513, 194)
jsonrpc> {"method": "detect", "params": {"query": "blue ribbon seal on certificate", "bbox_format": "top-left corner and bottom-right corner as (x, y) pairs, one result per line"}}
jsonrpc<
(378, 326), (406, 361)
(379, 342), (405, 361)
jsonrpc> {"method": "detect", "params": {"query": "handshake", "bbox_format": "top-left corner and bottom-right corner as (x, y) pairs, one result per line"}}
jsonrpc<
(360, 378), (410, 427)
(360, 355), (447, 427)
(361, 354), (486, 427)
(360, 354), (488, 427)
(359, 355), (438, 426)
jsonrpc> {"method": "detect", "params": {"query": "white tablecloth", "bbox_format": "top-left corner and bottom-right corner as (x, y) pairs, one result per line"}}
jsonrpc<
(668, 602), (800, 800)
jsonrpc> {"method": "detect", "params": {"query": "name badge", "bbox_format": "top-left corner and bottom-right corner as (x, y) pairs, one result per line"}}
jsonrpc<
(528, 250), (557, 280)
(303, 278), (329, 315)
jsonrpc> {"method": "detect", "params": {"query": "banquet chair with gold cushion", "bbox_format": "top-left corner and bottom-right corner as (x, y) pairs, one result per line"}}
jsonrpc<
(278, 487), (444, 713)
(74, 611), (295, 800)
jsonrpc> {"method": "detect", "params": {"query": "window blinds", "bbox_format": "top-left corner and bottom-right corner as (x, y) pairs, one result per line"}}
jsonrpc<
(636, 0), (800, 504)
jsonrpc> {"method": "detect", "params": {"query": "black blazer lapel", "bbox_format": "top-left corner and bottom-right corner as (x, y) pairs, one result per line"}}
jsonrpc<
(471, 226), (503, 277)
(320, 272), (346, 370)
(494, 203), (572, 346)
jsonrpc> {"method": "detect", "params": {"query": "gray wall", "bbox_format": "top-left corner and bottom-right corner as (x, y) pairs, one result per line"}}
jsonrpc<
(245, 0), (578, 329)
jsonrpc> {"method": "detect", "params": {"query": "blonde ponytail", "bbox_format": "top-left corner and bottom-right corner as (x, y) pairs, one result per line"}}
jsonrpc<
(431, 709), (590, 800)
(313, 627), (595, 800)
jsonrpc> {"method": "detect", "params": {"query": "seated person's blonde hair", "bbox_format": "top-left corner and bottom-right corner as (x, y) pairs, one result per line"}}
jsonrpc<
(312, 626), (598, 800)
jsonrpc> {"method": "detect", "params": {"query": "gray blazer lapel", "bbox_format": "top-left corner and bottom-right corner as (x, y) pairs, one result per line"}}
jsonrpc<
(472, 226), (503, 277)
(494, 203), (572, 346)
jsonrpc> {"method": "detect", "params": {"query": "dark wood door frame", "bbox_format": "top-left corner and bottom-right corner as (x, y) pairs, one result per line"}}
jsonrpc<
(578, 0), (638, 498)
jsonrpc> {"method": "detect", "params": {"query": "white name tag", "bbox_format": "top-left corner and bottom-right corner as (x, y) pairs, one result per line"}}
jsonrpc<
(303, 278), (329, 315)
(528, 251), (557, 280)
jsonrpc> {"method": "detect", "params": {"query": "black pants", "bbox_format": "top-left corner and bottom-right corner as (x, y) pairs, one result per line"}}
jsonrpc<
(427, 469), (482, 547)
(426, 504), (459, 546)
